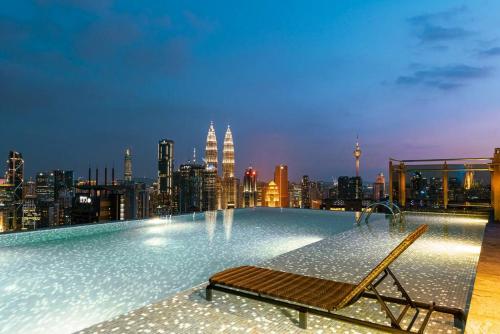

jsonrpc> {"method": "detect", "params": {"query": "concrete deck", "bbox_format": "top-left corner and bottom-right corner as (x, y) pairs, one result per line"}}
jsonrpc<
(465, 222), (500, 333)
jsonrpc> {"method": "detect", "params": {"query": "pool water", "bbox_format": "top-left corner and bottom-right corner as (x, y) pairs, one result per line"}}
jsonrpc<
(0, 208), (356, 334)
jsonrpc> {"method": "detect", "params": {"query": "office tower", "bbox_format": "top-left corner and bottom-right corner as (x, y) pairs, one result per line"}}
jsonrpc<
(0, 178), (14, 231)
(243, 167), (257, 207)
(222, 125), (238, 208)
(202, 165), (218, 211)
(301, 175), (311, 209)
(124, 148), (132, 182)
(205, 122), (218, 171)
(338, 176), (362, 201)
(35, 172), (55, 203)
(176, 162), (204, 213)
(157, 139), (174, 215)
(373, 172), (386, 201)
(222, 126), (235, 178)
(256, 181), (266, 206)
(7, 151), (24, 230)
(54, 170), (74, 199)
(158, 139), (174, 195)
(309, 181), (323, 209)
(353, 137), (361, 177)
(289, 182), (302, 208)
(53, 170), (73, 225)
(35, 172), (58, 227)
(274, 164), (289, 207)
(338, 176), (349, 200)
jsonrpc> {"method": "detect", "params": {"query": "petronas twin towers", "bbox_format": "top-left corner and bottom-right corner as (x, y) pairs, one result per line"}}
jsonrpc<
(204, 122), (238, 208)
(204, 121), (235, 177)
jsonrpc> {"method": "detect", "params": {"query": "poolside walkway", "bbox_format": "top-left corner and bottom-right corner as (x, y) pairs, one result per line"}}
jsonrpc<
(465, 222), (500, 334)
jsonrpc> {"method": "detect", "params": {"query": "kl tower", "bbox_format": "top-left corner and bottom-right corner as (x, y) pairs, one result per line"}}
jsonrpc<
(353, 136), (361, 177)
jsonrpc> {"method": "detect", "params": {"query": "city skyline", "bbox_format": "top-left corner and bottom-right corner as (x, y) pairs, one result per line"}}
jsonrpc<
(1, 130), (371, 183)
(2, 1), (500, 181)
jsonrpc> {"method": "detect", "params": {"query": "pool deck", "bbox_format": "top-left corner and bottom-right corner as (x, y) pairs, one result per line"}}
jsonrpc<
(465, 222), (500, 333)
(79, 219), (480, 334)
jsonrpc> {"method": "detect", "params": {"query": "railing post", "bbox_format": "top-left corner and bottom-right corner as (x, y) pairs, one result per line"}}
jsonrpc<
(389, 160), (393, 204)
(443, 161), (449, 210)
(492, 148), (500, 222)
(398, 162), (406, 207)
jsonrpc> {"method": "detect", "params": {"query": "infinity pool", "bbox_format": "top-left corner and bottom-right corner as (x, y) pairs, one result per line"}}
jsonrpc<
(0, 208), (357, 334)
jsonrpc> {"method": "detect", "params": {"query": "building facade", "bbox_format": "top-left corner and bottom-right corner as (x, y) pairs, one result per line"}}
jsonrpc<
(274, 164), (289, 207)
(157, 139), (174, 214)
(243, 167), (257, 207)
(124, 148), (132, 182)
(222, 126), (238, 209)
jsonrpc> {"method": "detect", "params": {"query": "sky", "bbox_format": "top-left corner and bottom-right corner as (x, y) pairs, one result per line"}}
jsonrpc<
(1, 0), (500, 182)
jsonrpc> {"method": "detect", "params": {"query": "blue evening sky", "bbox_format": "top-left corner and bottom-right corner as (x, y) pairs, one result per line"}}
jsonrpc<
(1, 0), (500, 181)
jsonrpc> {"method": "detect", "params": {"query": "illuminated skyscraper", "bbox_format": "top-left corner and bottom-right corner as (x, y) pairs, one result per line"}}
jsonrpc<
(205, 122), (218, 171)
(222, 126), (238, 208)
(301, 175), (311, 209)
(158, 139), (174, 195)
(243, 167), (257, 207)
(274, 164), (289, 207)
(222, 126), (235, 178)
(353, 137), (361, 177)
(124, 148), (132, 182)
(7, 151), (24, 230)
(373, 172), (386, 201)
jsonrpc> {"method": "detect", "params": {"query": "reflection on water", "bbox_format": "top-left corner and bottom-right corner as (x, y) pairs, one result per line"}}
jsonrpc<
(223, 209), (234, 241)
(354, 211), (361, 222)
(204, 211), (217, 242)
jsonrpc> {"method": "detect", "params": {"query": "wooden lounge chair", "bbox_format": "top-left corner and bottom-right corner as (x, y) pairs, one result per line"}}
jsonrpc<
(206, 224), (465, 333)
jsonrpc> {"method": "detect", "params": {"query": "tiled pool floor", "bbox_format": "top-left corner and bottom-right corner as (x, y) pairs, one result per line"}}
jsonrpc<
(79, 215), (485, 333)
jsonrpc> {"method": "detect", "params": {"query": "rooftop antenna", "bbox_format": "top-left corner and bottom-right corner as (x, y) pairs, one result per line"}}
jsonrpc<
(193, 147), (196, 163)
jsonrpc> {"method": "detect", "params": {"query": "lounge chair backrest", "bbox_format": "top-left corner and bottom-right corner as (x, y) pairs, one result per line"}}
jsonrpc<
(336, 224), (428, 309)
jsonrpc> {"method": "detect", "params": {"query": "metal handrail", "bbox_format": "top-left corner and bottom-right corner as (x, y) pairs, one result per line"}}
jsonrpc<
(356, 201), (403, 225)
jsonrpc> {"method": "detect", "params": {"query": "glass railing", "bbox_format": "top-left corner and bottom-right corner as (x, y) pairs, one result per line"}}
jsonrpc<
(389, 157), (492, 215)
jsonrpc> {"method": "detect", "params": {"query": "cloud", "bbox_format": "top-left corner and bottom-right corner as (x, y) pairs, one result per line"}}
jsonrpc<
(396, 64), (492, 90)
(478, 47), (500, 57)
(408, 6), (473, 44)
(417, 25), (471, 42)
(408, 6), (468, 26)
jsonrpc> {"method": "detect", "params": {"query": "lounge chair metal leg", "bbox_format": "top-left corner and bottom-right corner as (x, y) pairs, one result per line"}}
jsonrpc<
(206, 286), (213, 301)
(299, 310), (307, 329)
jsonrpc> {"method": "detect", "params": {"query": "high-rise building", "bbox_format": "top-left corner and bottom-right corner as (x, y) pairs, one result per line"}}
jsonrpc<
(353, 137), (361, 177)
(289, 182), (302, 208)
(373, 172), (386, 201)
(176, 162), (205, 213)
(7, 151), (24, 230)
(301, 175), (311, 209)
(338, 176), (362, 201)
(0, 178), (14, 231)
(35, 171), (58, 227)
(205, 122), (218, 171)
(222, 126), (235, 178)
(202, 165), (218, 211)
(243, 167), (257, 207)
(222, 125), (238, 209)
(124, 148), (132, 182)
(274, 164), (289, 207)
(157, 139), (174, 215)
(158, 139), (174, 195)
